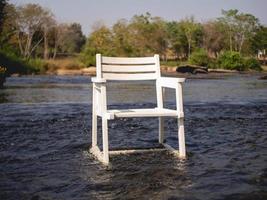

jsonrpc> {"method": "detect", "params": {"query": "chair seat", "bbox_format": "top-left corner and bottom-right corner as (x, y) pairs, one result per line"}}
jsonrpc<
(107, 108), (180, 118)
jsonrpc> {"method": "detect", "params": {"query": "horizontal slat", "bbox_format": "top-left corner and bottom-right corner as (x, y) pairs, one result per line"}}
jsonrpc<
(102, 56), (155, 65)
(157, 77), (185, 89)
(102, 64), (156, 73)
(109, 148), (167, 155)
(107, 108), (179, 118)
(102, 72), (157, 80)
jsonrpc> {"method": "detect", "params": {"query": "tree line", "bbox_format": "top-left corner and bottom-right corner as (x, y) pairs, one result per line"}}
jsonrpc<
(0, 1), (267, 72)
(0, 1), (85, 60)
(81, 11), (266, 66)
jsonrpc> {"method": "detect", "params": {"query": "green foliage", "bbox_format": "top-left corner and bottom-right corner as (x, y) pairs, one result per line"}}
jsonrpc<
(217, 51), (245, 71)
(0, 49), (46, 74)
(161, 60), (180, 67)
(244, 57), (262, 71)
(218, 9), (259, 53)
(0, 0), (7, 32)
(251, 26), (267, 54)
(26, 58), (47, 74)
(189, 48), (210, 67)
(79, 47), (96, 67)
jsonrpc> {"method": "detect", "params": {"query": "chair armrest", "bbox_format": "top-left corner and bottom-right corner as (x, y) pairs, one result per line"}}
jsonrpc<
(157, 77), (185, 89)
(91, 77), (106, 83)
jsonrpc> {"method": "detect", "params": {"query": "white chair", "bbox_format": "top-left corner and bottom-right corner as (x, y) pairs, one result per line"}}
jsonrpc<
(90, 54), (186, 165)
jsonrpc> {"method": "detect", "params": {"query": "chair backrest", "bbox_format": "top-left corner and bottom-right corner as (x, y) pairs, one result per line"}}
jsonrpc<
(96, 54), (161, 81)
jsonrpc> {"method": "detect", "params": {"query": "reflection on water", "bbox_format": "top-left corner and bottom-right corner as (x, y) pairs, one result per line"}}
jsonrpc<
(0, 74), (267, 199)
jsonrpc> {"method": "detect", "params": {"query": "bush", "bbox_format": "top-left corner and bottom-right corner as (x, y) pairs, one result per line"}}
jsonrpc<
(189, 48), (210, 67)
(244, 57), (262, 71)
(79, 47), (96, 67)
(0, 50), (48, 75)
(217, 51), (245, 71)
(27, 58), (47, 74)
(0, 50), (28, 74)
(207, 58), (218, 69)
(161, 60), (179, 67)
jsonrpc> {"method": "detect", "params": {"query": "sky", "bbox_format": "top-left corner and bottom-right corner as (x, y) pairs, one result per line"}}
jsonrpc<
(10, 0), (267, 35)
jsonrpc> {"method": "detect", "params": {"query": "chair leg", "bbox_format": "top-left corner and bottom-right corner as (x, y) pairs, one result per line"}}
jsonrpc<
(92, 113), (97, 147)
(159, 117), (164, 144)
(92, 84), (97, 147)
(178, 118), (186, 158)
(102, 117), (109, 165)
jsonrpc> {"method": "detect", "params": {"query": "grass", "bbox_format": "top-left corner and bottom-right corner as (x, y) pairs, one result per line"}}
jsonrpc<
(45, 57), (86, 70)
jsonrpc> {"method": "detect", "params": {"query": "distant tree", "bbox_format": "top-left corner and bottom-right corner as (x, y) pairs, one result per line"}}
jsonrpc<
(80, 24), (113, 66)
(15, 3), (52, 58)
(166, 21), (188, 59)
(128, 13), (168, 57)
(179, 16), (202, 57)
(57, 23), (85, 54)
(0, 3), (18, 51)
(149, 16), (169, 60)
(42, 12), (55, 59)
(112, 19), (134, 56)
(218, 9), (259, 53)
(203, 21), (226, 57)
(0, 0), (7, 33)
(129, 12), (154, 56)
(251, 26), (267, 54)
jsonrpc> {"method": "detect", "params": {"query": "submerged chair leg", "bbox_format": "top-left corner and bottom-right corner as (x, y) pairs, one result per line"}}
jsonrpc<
(178, 117), (186, 158)
(102, 117), (109, 165)
(159, 117), (164, 144)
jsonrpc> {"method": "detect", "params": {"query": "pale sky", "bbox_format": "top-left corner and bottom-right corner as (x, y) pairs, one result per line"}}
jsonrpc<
(10, 0), (267, 35)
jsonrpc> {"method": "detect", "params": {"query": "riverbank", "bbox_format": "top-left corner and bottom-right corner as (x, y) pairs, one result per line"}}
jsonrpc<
(38, 65), (267, 80)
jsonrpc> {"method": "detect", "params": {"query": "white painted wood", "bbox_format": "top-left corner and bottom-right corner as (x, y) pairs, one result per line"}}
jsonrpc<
(156, 77), (164, 144)
(102, 117), (109, 164)
(90, 146), (106, 165)
(109, 148), (167, 155)
(162, 143), (180, 156)
(90, 54), (186, 165)
(107, 108), (179, 118)
(159, 117), (164, 143)
(178, 118), (186, 158)
(154, 54), (161, 78)
(158, 77), (185, 89)
(102, 64), (156, 72)
(92, 83), (97, 147)
(176, 83), (184, 115)
(96, 54), (102, 79)
(102, 72), (157, 80)
(91, 77), (106, 83)
(176, 82), (186, 158)
(102, 56), (155, 65)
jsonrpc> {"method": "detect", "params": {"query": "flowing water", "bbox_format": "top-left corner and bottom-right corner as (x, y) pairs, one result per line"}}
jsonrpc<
(0, 74), (267, 200)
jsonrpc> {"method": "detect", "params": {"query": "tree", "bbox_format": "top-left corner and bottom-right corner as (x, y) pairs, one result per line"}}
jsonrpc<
(251, 25), (267, 62)
(15, 3), (52, 58)
(127, 13), (169, 57)
(80, 24), (113, 66)
(179, 16), (202, 57)
(0, 3), (18, 51)
(218, 9), (259, 53)
(0, 0), (7, 33)
(203, 21), (226, 57)
(56, 23), (85, 54)
(166, 21), (188, 59)
(112, 19), (134, 56)
(42, 12), (55, 59)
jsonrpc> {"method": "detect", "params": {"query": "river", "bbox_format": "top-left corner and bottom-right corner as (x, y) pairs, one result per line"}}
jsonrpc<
(0, 74), (266, 200)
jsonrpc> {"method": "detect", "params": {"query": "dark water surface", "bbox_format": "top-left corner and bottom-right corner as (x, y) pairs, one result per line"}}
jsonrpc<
(0, 74), (267, 200)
